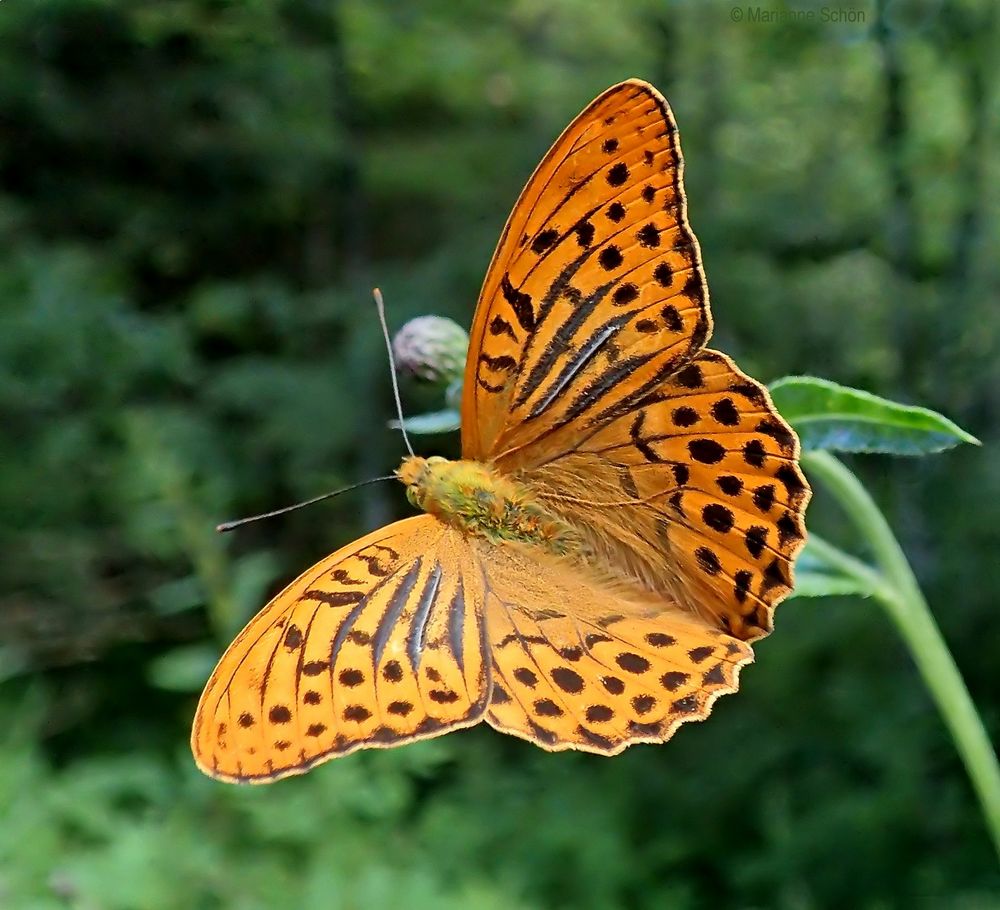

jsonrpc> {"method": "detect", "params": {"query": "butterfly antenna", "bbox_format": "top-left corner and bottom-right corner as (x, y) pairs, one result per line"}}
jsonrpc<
(216, 475), (397, 533)
(373, 287), (415, 456)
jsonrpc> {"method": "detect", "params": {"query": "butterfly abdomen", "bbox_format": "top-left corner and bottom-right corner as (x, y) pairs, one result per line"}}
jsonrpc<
(397, 455), (581, 554)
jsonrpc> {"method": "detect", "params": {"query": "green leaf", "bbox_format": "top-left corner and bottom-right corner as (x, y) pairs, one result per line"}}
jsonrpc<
(769, 376), (980, 455)
(444, 378), (463, 411)
(788, 569), (875, 600)
(390, 409), (461, 435)
(148, 574), (204, 616)
(787, 536), (877, 600)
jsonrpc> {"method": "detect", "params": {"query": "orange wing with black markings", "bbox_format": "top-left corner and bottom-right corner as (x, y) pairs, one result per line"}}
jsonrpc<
(476, 541), (754, 754)
(524, 350), (809, 644)
(458, 79), (809, 748)
(192, 516), (489, 782)
(462, 79), (711, 464)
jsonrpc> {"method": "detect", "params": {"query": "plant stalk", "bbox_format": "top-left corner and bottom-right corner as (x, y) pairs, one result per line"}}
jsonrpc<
(801, 450), (1000, 860)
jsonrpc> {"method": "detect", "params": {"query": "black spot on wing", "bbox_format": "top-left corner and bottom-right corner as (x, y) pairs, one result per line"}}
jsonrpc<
(514, 667), (538, 688)
(757, 419), (796, 453)
(776, 511), (803, 548)
(575, 220), (596, 247)
(531, 228), (559, 254)
(302, 589), (364, 607)
(711, 398), (740, 426)
(612, 283), (639, 306)
(500, 274), (535, 332)
(688, 645), (714, 664)
(636, 223), (660, 248)
(599, 246), (624, 270)
(338, 668), (364, 687)
(480, 353), (517, 374)
(489, 314), (517, 341)
(753, 484), (775, 512)
(744, 439), (767, 468)
(661, 304), (682, 330)
(689, 439), (725, 464)
(268, 705), (291, 724)
(745, 526), (768, 559)
(283, 624), (303, 650)
(674, 363), (703, 389)
(552, 667), (585, 693)
(607, 162), (629, 186)
(730, 381), (767, 407)
(717, 475), (743, 496)
(776, 464), (807, 501)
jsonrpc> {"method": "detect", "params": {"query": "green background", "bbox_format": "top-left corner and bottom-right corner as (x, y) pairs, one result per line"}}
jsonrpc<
(2, 1), (997, 907)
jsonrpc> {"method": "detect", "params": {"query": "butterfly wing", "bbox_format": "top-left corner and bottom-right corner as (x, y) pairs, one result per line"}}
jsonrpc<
(461, 78), (808, 646)
(192, 516), (489, 782)
(521, 350), (809, 642)
(478, 541), (752, 753)
(454, 79), (807, 753)
(461, 78), (710, 462)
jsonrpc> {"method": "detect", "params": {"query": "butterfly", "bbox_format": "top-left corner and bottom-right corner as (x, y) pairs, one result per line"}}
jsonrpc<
(192, 79), (810, 782)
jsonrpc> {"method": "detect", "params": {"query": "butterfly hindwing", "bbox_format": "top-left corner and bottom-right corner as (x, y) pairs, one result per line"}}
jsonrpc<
(192, 516), (490, 782)
(478, 543), (752, 753)
(526, 351), (809, 642)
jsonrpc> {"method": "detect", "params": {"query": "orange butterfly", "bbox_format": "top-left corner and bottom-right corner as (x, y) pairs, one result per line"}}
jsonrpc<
(192, 79), (810, 782)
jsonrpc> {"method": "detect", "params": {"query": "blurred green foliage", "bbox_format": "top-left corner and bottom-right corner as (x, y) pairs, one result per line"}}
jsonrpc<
(1, 0), (998, 906)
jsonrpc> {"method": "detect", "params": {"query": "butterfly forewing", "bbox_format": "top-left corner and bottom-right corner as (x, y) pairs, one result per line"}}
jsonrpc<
(192, 516), (489, 782)
(462, 80), (711, 462)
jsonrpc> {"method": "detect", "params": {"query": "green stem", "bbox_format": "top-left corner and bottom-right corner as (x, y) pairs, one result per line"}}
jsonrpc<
(802, 450), (1000, 860)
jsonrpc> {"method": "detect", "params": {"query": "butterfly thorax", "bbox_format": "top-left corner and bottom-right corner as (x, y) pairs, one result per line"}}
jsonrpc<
(396, 456), (581, 555)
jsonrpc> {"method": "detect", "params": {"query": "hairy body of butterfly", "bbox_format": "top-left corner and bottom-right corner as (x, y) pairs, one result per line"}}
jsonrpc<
(193, 79), (810, 783)
(398, 456), (582, 555)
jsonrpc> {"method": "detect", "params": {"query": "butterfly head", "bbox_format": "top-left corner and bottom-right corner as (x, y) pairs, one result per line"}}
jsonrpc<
(396, 455), (438, 508)
(396, 455), (478, 515)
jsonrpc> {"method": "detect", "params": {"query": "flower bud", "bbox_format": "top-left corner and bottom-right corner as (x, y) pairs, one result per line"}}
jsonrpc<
(391, 315), (469, 385)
